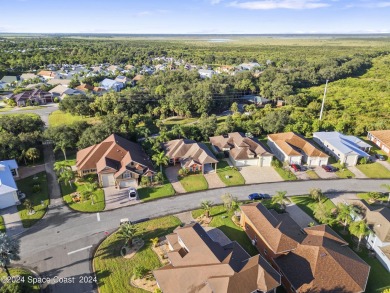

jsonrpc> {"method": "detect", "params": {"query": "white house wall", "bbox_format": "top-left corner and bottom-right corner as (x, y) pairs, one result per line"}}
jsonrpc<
(367, 233), (390, 272)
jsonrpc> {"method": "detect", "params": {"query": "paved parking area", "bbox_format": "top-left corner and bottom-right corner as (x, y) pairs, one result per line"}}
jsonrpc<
(314, 166), (338, 179)
(327, 192), (359, 205)
(239, 166), (282, 184)
(0, 206), (25, 236)
(204, 173), (226, 189)
(204, 227), (232, 246)
(165, 166), (186, 194)
(103, 187), (141, 210)
(289, 167), (310, 180)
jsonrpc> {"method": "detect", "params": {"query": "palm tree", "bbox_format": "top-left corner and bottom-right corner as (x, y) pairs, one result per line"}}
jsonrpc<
(81, 182), (97, 204)
(201, 200), (213, 218)
(309, 188), (325, 203)
(23, 199), (34, 214)
(53, 161), (72, 175)
(336, 203), (355, 232)
(271, 191), (290, 211)
(152, 152), (169, 173)
(25, 147), (40, 164)
(0, 233), (20, 277)
(349, 220), (370, 250)
(58, 169), (75, 186)
(118, 223), (137, 247)
(380, 184), (390, 202)
(314, 202), (334, 224)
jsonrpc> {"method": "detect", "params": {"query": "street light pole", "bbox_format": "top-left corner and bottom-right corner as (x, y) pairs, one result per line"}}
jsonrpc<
(319, 79), (329, 121)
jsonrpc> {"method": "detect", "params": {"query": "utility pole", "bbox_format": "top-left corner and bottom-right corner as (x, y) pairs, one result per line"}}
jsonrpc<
(319, 79), (328, 121)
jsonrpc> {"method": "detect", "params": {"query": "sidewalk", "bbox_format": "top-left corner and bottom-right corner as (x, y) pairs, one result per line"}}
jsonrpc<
(0, 206), (25, 237)
(348, 166), (367, 179)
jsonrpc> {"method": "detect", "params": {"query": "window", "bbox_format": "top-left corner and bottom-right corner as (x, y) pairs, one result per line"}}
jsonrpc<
(11, 169), (16, 176)
(123, 172), (131, 178)
(264, 249), (267, 255)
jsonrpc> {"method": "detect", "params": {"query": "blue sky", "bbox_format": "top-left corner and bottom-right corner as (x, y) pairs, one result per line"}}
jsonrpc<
(0, 0), (389, 34)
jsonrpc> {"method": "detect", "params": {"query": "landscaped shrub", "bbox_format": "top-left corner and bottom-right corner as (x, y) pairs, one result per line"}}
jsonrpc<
(32, 184), (41, 193)
(271, 159), (282, 168)
(133, 265), (148, 279)
(151, 237), (159, 247)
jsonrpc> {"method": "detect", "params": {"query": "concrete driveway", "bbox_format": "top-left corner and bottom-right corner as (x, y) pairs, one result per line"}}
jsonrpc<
(314, 166), (338, 179)
(348, 166), (368, 178)
(204, 173), (226, 189)
(327, 192), (359, 205)
(239, 166), (282, 184)
(0, 206), (25, 236)
(165, 166), (186, 194)
(17, 164), (46, 179)
(286, 204), (317, 228)
(289, 167), (310, 180)
(103, 187), (141, 210)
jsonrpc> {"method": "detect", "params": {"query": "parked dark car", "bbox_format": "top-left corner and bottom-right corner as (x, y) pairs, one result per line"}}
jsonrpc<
(321, 165), (332, 172)
(375, 153), (386, 161)
(248, 193), (271, 200)
(291, 164), (301, 172)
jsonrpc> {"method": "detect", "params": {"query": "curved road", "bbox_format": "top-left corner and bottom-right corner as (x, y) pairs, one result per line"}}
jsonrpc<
(17, 179), (390, 292)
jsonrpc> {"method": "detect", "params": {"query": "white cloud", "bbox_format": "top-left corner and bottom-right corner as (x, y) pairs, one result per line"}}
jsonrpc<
(346, 1), (390, 8)
(228, 0), (330, 9)
(209, 0), (223, 4)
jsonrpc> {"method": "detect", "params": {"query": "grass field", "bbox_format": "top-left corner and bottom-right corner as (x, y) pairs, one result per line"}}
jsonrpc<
(162, 117), (197, 125)
(16, 171), (49, 228)
(192, 205), (258, 256)
(179, 174), (208, 192)
(357, 192), (389, 203)
(331, 161), (356, 179)
(290, 195), (336, 219)
(356, 162), (390, 178)
(61, 181), (105, 212)
(48, 110), (99, 126)
(273, 166), (297, 181)
(0, 267), (40, 292)
(138, 176), (175, 202)
(93, 216), (181, 293)
(216, 160), (245, 186)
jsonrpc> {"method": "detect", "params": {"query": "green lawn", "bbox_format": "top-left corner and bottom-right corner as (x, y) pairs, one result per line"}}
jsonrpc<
(55, 151), (76, 166)
(48, 110), (98, 127)
(192, 205), (258, 256)
(290, 196), (390, 292)
(61, 181), (105, 212)
(179, 174), (208, 192)
(306, 170), (320, 179)
(0, 216), (5, 233)
(0, 267), (40, 292)
(360, 136), (390, 163)
(331, 161), (356, 178)
(93, 216), (181, 293)
(357, 193), (389, 202)
(356, 162), (390, 178)
(16, 171), (50, 228)
(273, 166), (297, 181)
(162, 117), (197, 126)
(138, 180), (175, 202)
(216, 160), (245, 186)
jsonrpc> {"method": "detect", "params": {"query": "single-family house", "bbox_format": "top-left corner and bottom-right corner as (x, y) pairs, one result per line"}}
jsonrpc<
(75, 84), (105, 94)
(38, 70), (59, 80)
(240, 95), (270, 106)
(313, 131), (371, 166)
(0, 81), (7, 90)
(47, 78), (72, 87)
(267, 132), (329, 166)
(20, 73), (38, 81)
(115, 75), (130, 85)
(76, 134), (155, 188)
(352, 200), (390, 272)
(163, 139), (219, 173)
(367, 130), (390, 155)
(11, 89), (53, 107)
(198, 69), (215, 79)
(240, 202), (370, 293)
(131, 75), (143, 86)
(215, 65), (235, 74)
(49, 85), (79, 100)
(0, 75), (19, 85)
(100, 78), (123, 92)
(124, 64), (135, 71)
(238, 62), (261, 71)
(210, 132), (273, 167)
(0, 160), (20, 209)
(106, 65), (123, 73)
(153, 222), (281, 293)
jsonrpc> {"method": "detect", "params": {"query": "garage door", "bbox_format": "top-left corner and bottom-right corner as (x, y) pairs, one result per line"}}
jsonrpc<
(119, 179), (137, 188)
(101, 174), (115, 187)
(0, 191), (17, 209)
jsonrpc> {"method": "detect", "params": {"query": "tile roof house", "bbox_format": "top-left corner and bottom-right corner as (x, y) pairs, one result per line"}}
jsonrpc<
(131, 75), (143, 86)
(115, 75), (130, 85)
(267, 132), (329, 167)
(10, 89), (53, 107)
(49, 85), (79, 100)
(106, 65), (123, 73)
(313, 131), (371, 166)
(47, 78), (72, 87)
(20, 73), (38, 81)
(210, 132), (273, 167)
(352, 200), (390, 272)
(163, 139), (219, 173)
(37, 70), (59, 79)
(153, 223), (281, 293)
(0, 160), (20, 209)
(75, 84), (105, 94)
(76, 134), (155, 188)
(240, 202), (370, 293)
(0, 75), (19, 85)
(367, 130), (390, 155)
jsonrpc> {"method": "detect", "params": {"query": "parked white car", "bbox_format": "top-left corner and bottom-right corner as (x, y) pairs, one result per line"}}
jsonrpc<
(128, 187), (138, 200)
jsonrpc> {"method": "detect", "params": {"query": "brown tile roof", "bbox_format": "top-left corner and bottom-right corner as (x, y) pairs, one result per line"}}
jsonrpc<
(38, 70), (57, 77)
(268, 132), (328, 158)
(76, 134), (154, 178)
(275, 225), (370, 293)
(210, 132), (272, 160)
(163, 139), (218, 167)
(368, 130), (390, 148)
(153, 223), (280, 293)
(240, 202), (305, 254)
(132, 74), (143, 81)
(76, 84), (94, 91)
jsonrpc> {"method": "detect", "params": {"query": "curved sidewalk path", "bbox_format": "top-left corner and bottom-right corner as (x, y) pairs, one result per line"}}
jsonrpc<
(16, 178), (390, 293)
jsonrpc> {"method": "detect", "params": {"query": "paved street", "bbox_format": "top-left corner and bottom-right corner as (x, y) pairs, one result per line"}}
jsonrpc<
(15, 178), (390, 292)
(0, 103), (58, 125)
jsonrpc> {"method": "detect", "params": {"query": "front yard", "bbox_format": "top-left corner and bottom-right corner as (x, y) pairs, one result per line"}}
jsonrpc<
(216, 160), (245, 186)
(138, 178), (175, 202)
(179, 173), (208, 192)
(93, 216), (181, 293)
(331, 161), (356, 178)
(16, 171), (50, 228)
(273, 165), (297, 181)
(305, 169), (320, 179)
(290, 195), (390, 292)
(356, 162), (390, 178)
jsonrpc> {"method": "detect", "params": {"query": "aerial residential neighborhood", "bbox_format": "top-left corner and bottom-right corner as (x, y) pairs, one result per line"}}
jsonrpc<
(1, 1), (390, 293)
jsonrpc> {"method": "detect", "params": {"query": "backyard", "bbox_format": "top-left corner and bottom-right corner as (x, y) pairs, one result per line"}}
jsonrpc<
(356, 162), (390, 178)
(290, 195), (390, 292)
(179, 173), (208, 192)
(93, 216), (181, 293)
(16, 171), (50, 228)
(216, 160), (246, 186)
